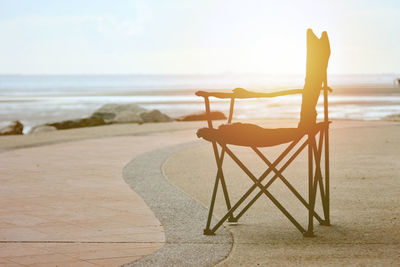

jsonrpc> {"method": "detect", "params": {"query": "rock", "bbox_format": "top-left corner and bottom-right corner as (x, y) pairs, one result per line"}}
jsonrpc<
(91, 104), (171, 124)
(29, 125), (57, 134)
(0, 121), (24, 135)
(92, 104), (147, 122)
(113, 111), (143, 123)
(177, 111), (227, 121)
(46, 116), (106, 130)
(384, 114), (400, 122)
(140, 109), (172, 123)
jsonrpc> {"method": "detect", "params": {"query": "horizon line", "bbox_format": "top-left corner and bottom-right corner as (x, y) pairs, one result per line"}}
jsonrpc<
(0, 72), (399, 76)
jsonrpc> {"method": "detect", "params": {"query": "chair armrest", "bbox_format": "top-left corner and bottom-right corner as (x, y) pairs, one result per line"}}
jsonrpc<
(196, 88), (303, 99)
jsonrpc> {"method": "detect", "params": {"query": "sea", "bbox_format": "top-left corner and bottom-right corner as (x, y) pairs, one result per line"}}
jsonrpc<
(0, 74), (399, 133)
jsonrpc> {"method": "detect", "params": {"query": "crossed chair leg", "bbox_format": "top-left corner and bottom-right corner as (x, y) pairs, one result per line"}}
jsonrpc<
(203, 128), (330, 237)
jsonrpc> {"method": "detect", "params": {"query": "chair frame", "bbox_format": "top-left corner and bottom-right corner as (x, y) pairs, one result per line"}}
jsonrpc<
(196, 83), (331, 237)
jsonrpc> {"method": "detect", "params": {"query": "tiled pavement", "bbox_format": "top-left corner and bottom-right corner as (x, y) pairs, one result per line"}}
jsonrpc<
(0, 131), (195, 266)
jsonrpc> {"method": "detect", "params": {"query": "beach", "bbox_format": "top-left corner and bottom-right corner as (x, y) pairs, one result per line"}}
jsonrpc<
(2, 0), (399, 265)
(1, 71), (399, 266)
(1, 74), (400, 133)
(0, 118), (399, 266)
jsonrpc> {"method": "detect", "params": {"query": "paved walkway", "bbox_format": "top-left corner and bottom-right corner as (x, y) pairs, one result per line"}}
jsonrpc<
(0, 131), (195, 267)
(122, 143), (232, 266)
(2, 120), (398, 266)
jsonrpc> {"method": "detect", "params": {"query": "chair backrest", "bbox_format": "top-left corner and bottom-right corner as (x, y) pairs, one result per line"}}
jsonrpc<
(299, 29), (331, 129)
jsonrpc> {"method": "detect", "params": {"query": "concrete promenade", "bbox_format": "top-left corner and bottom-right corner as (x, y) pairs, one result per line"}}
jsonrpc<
(1, 120), (399, 266)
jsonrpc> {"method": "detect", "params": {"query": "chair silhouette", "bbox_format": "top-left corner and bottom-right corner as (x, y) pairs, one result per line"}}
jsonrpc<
(196, 29), (332, 237)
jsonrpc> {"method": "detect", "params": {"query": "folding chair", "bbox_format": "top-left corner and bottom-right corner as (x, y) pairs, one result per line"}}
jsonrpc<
(196, 29), (331, 237)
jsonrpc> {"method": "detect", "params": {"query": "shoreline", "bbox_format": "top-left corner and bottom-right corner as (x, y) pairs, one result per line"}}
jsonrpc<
(1, 83), (400, 134)
(1, 118), (399, 151)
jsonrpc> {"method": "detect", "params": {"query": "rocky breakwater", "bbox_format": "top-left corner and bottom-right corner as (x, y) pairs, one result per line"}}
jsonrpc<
(92, 104), (172, 124)
(0, 121), (24, 135)
(177, 111), (226, 121)
(45, 116), (107, 130)
(27, 104), (172, 134)
(2, 104), (225, 136)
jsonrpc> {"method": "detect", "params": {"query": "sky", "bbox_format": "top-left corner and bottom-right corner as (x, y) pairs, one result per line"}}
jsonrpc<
(0, 0), (399, 75)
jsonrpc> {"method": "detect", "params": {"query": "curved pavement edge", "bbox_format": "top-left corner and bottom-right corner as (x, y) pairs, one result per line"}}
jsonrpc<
(122, 142), (233, 266)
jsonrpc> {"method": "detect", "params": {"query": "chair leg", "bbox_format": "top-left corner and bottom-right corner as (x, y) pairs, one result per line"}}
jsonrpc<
(204, 142), (235, 235)
(324, 127), (331, 225)
(312, 129), (330, 226)
(304, 134), (316, 237)
(215, 148), (236, 222)
(204, 168), (220, 235)
(219, 170), (237, 222)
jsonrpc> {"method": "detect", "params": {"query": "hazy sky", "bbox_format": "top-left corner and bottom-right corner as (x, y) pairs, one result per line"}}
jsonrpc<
(0, 0), (398, 74)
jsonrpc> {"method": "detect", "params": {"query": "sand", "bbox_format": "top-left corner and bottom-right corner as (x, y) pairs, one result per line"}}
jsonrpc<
(164, 119), (400, 266)
(0, 121), (203, 151)
(1, 118), (399, 266)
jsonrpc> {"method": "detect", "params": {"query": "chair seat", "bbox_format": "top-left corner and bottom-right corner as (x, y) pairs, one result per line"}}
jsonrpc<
(197, 122), (327, 147)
